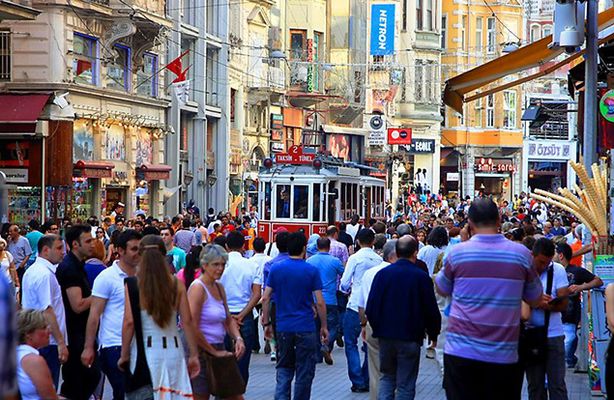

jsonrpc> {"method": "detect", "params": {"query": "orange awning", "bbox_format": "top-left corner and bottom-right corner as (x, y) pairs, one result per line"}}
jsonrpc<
(443, 7), (614, 114)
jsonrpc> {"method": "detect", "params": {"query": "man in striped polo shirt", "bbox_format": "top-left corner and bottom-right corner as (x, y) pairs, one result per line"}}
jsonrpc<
(435, 198), (545, 400)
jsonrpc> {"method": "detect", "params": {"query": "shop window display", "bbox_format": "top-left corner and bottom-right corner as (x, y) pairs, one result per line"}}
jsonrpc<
(8, 187), (41, 225)
(71, 178), (93, 221)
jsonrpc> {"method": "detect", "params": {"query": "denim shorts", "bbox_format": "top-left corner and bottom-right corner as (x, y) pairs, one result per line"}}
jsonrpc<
(191, 343), (225, 395)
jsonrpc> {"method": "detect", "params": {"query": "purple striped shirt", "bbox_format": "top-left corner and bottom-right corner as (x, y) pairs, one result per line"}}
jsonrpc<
(435, 234), (542, 364)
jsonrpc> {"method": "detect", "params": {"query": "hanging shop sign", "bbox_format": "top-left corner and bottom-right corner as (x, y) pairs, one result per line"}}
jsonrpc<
(271, 142), (284, 153)
(527, 141), (571, 159)
(387, 127), (412, 145)
(367, 115), (386, 146)
(274, 145), (315, 164)
(600, 89), (614, 123)
(474, 157), (516, 173)
(446, 172), (459, 182)
(403, 138), (435, 154)
(370, 4), (395, 56)
(1, 168), (28, 183)
(306, 39), (314, 92)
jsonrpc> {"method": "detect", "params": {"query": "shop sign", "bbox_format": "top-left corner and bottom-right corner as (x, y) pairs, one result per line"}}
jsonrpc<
(600, 89), (614, 123)
(403, 139), (435, 154)
(73, 119), (94, 163)
(271, 113), (283, 130)
(474, 157), (516, 173)
(271, 142), (284, 153)
(1, 168), (28, 183)
(387, 127), (412, 145)
(367, 115), (386, 146)
(271, 130), (283, 141)
(81, 168), (112, 179)
(446, 172), (459, 182)
(527, 142), (571, 159)
(306, 39), (314, 92)
(364, 156), (387, 177)
(105, 125), (126, 161)
(370, 4), (395, 56)
(274, 145), (315, 164)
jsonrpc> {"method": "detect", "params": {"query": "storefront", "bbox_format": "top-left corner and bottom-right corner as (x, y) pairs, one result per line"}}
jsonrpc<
(522, 139), (577, 193)
(135, 164), (171, 217)
(473, 157), (517, 201)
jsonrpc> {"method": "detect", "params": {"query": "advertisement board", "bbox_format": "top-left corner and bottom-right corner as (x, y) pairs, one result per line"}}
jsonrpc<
(370, 4), (395, 55)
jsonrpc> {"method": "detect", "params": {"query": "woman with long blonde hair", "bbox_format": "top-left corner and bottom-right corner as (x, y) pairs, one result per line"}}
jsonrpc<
(118, 234), (200, 399)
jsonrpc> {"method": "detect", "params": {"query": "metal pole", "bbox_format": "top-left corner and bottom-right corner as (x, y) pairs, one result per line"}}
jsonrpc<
(583, 0), (598, 168)
(41, 135), (46, 221)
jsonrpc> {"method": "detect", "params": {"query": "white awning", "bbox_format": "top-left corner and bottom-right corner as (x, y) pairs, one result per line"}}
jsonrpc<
(321, 124), (368, 136)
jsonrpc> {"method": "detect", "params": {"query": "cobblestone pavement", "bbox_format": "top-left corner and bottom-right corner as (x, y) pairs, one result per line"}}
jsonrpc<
(101, 347), (592, 399)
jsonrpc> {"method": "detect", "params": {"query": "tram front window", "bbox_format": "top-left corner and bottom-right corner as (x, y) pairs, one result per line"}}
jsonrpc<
(293, 185), (308, 219)
(277, 185), (290, 218)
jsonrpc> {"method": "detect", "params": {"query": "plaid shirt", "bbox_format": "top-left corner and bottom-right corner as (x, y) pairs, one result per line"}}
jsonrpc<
(0, 275), (16, 397)
(329, 238), (349, 265)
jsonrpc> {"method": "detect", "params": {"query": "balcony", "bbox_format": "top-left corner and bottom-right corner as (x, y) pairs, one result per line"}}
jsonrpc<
(442, 128), (524, 148)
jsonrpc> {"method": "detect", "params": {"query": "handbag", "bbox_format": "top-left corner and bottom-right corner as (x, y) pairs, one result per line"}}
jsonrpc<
(519, 265), (554, 365)
(124, 276), (154, 400)
(203, 283), (246, 397)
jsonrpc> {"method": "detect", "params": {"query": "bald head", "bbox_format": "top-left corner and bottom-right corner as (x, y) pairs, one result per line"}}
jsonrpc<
(396, 235), (418, 260)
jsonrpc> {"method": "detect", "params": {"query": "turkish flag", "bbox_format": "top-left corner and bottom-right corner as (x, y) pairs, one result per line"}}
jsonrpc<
(166, 50), (189, 82)
(76, 59), (92, 76)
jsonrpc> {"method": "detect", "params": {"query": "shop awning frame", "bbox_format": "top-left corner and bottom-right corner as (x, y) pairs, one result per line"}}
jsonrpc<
(443, 7), (614, 114)
(73, 160), (114, 178)
(0, 93), (50, 136)
(137, 164), (172, 181)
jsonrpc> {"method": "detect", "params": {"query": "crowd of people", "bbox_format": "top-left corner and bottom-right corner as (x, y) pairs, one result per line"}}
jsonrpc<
(0, 192), (611, 400)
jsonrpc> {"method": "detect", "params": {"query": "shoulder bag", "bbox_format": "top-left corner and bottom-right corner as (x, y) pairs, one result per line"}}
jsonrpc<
(124, 276), (154, 400)
(519, 265), (554, 365)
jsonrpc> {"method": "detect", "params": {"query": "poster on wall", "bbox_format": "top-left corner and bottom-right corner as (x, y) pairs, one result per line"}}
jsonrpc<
(327, 134), (350, 160)
(136, 128), (153, 166)
(105, 125), (126, 160)
(73, 119), (94, 163)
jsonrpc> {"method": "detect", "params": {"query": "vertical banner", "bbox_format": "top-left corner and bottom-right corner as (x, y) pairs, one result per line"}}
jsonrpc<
(370, 4), (396, 56)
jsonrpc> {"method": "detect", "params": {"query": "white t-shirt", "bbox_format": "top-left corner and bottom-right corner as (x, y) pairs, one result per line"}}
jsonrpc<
(1, 251), (13, 281)
(356, 261), (390, 310)
(529, 262), (568, 338)
(21, 257), (67, 346)
(220, 252), (262, 313)
(91, 261), (128, 348)
(418, 245), (446, 276)
(16, 344), (39, 400)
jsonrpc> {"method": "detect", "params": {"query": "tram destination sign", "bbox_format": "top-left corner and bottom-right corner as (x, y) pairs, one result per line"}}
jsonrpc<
(274, 145), (315, 165)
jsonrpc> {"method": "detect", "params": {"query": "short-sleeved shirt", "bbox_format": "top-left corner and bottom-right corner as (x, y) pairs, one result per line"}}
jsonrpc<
(528, 262), (568, 338)
(219, 252), (262, 313)
(7, 236), (32, 268)
(267, 258), (322, 333)
(563, 264), (597, 325)
(167, 246), (187, 272)
(22, 257), (67, 346)
(306, 252), (344, 305)
(91, 261), (129, 348)
(56, 252), (92, 341)
(435, 234), (543, 364)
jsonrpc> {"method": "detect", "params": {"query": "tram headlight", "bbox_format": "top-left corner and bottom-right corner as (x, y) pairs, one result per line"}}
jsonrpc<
(263, 158), (274, 169)
(312, 158), (322, 170)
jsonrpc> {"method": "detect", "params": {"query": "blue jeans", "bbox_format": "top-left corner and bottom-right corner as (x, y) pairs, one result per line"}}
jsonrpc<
(39, 345), (60, 389)
(275, 331), (317, 400)
(378, 339), (421, 400)
(315, 305), (339, 355)
(225, 312), (256, 385)
(99, 346), (124, 400)
(343, 308), (369, 389)
(563, 322), (579, 367)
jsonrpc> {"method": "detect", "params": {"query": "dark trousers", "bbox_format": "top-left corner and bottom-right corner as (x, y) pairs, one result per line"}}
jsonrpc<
(225, 311), (257, 385)
(524, 336), (568, 400)
(275, 331), (317, 400)
(315, 304), (339, 356)
(39, 344), (60, 389)
(99, 346), (124, 400)
(336, 291), (348, 338)
(378, 339), (421, 400)
(60, 337), (101, 400)
(443, 354), (522, 400)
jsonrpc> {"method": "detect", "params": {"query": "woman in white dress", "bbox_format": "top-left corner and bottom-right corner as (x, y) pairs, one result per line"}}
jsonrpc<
(118, 234), (200, 399)
(0, 237), (18, 298)
(16, 309), (58, 400)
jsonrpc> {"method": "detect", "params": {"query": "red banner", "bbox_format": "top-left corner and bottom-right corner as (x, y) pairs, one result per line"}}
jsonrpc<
(274, 145), (315, 164)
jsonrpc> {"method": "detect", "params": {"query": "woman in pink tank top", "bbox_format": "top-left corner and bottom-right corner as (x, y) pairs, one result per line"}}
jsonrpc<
(187, 244), (245, 400)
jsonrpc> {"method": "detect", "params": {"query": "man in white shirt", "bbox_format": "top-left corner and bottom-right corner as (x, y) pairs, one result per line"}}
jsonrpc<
(21, 234), (68, 388)
(221, 230), (262, 385)
(340, 229), (383, 393)
(525, 238), (569, 400)
(81, 230), (142, 400)
(357, 239), (396, 400)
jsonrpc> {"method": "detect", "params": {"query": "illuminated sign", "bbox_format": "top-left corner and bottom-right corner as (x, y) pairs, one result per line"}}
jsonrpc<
(474, 158), (516, 173)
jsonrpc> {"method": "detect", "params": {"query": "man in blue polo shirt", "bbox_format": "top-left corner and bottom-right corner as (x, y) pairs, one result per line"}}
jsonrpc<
(262, 232), (328, 400)
(307, 237), (344, 365)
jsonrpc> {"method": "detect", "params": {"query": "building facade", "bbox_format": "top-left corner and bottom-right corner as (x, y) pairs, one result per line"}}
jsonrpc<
(0, 0), (172, 224)
(440, 0), (524, 201)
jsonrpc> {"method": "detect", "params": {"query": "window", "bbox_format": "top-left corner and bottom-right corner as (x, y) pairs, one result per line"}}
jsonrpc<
(530, 25), (540, 42)
(441, 16), (447, 49)
(73, 33), (98, 85)
(486, 94), (495, 127)
(354, 70), (362, 103)
(313, 183), (322, 221)
(0, 30), (10, 81)
(487, 17), (496, 53)
(230, 88), (236, 123)
(290, 30), (306, 60)
(285, 127), (294, 149)
(415, 61), (424, 101)
(293, 185), (308, 219)
(425, 62), (435, 102)
(426, 0), (433, 31)
(543, 25), (552, 37)
(475, 98), (483, 128)
(503, 90), (516, 129)
(461, 16), (467, 51)
(263, 182), (271, 220)
(416, 0), (423, 30)
(136, 53), (158, 97)
(475, 17), (483, 52)
(107, 44), (131, 91)
(402, 0), (408, 31)
(276, 185), (290, 218)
